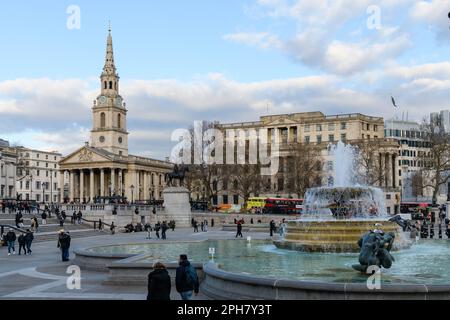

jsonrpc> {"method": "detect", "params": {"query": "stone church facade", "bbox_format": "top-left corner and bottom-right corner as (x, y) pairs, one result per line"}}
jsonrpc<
(58, 29), (172, 203)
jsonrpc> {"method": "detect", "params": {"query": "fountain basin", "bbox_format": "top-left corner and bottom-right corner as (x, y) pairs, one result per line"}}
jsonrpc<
(274, 220), (408, 252)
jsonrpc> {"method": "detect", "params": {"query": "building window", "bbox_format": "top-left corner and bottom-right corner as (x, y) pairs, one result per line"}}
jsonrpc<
(316, 135), (322, 143)
(304, 125), (310, 132)
(328, 123), (335, 131)
(316, 124), (322, 132)
(36, 194), (40, 202)
(36, 154), (39, 158)
(117, 114), (121, 128)
(328, 134), (334, 142)
(36, 181), (40, 190)
(304, 136), (310, 144)
(36, 170), (40, 177)
(340, 122), (347, 130)
(387, 207), (391, 214)
(386, 194), (391, 200)
(26, 181), (29, 190)
(374, 125), (378, 131)
(100, 112), (106, 128)
(340, 133), (346, 142)
(222, 195), (228, 204)
(367, 124), (370, 131)
(233, 195), (239, 205)
(109, 81), (113, 89)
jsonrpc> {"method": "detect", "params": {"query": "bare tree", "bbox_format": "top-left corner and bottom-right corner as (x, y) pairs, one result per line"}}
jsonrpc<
(351, 138), (390, 186)
(416, 118), (450, 204)
(287, 142), (323, 198)
(229, 164), (262, 208)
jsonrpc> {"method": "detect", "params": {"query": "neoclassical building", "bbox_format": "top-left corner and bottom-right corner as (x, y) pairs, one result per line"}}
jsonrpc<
(59, 29), (172, 203)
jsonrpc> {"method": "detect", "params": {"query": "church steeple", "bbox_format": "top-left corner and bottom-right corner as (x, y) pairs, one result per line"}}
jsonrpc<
(91, 26), (128, 156)
(100, 26), (120, 96)
(103, 25), (116, 76)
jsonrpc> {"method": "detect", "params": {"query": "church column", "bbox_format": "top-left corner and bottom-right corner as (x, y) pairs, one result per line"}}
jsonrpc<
(79, 170), (84, 203)
(89, 169), (94, 202)
(154, 173), (160, 200)
(111, 168), (115, 196)
(69, 170), (74, 202)
(118, 169), (123, 196)
(380, 154), (386, 188)
(143, 171), (148, 200)
(386, 153), (392, 189)
(59, 170), (65, 203)
(100, 168), (105, 197)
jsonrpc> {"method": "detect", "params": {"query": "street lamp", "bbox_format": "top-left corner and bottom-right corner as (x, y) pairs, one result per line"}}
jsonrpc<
(130, 184), (134, 204)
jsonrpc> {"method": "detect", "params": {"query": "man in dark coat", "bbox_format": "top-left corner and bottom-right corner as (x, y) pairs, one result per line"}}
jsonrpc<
(5, 229), (16, 255)
(25, 229), (34, 254)
(161, 222), (168, 240)
(57, 230), (71, 262)
(175, 254), (199, 300)
(235, 221), (243, 238)
(18, 233), (27, 255)
(147, 262), (171, 300)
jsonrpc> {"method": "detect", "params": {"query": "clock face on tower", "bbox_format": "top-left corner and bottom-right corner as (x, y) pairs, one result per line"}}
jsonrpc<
(115, 97), (122, 107)
(99, 96), (107, 105)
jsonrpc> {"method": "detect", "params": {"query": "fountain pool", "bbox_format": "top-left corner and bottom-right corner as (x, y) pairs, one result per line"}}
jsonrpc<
(84, 239), (450, 285)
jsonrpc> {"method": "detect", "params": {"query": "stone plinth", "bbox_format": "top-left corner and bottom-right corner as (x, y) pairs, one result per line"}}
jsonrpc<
(162, 187), (192, 227)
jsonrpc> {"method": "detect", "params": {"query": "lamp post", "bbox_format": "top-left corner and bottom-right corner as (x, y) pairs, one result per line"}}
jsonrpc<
(130, 184), (134, 204)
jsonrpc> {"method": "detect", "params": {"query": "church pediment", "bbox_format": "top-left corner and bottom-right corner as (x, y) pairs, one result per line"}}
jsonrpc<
(264, 117), (298, 126)
(59, 146), (114, 165)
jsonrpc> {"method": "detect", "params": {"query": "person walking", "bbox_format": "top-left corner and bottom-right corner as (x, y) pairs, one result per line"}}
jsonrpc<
(211, 219), (214, 228)
(145, 223), (152, 239)
(204, 220), (208, 232)
(59, 214), (65, 227)
(200, 221), (204, 232)
(77, 211), (83, 224)
(193, 220), (199, 233)
(15, 212), (23, 228)
(155, 222), (161, 239)
(235, 221), (243, 238)
(25, 229), (34, 254)
(57, 230), (71, 262)
(41, 211), (47, 225)
(175, 254), (199, 300)
(5, 229), (16, 255)
(18, 233), (27, 255)
(161, 221), (168, 240)
(269, 220), (275, 237)
(147, 262), (171, 301)
(110, 222), (116, 235)
(71, 211), (77, 224)
(98, 219), (103, 231)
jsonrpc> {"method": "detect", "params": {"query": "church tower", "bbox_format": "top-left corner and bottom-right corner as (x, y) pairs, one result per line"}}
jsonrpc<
(91, 27), (129, 156)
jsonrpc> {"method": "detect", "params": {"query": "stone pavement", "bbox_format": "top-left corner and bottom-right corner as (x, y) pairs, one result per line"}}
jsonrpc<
(0, 226), (273, 300)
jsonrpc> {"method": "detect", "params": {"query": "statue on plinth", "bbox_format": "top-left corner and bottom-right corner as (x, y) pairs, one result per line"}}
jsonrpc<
(352, 223), (396, 273)
(165, 164), (189, 187)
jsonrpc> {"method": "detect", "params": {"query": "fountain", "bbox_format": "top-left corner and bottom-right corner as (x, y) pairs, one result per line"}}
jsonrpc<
(274, 141), (409, 252)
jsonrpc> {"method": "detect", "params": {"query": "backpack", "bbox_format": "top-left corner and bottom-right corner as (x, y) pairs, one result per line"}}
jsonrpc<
(184, 265), (197, 287)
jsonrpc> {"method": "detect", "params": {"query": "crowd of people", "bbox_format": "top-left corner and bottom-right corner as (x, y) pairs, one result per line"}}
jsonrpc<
(191, 218), (214, 233)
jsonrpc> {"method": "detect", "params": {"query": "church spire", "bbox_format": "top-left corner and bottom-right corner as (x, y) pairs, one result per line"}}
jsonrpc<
(103, 25), (116, 75)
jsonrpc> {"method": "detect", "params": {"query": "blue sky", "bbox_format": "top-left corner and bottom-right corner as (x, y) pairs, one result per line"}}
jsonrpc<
(1, 0), (450, 159)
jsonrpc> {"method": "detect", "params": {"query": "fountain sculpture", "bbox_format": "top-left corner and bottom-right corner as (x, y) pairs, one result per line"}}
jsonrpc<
(274, 141), (408, 252)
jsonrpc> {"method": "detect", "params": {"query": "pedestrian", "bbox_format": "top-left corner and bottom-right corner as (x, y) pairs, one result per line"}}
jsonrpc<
(204, 221), (208, 232)
(193, 220), (199, 233)
(269, 220), (275, 237)
(25, 229), (34, 254)
(191, 217), (195, 228)
(77, 211), (83, 224)
(41, 211), (47, 225)
(251, 218), (254, 224)
(57, 230), (71, 262)
(410, 226), (419, 243)
(98, 219), (103, 231)
(71, 211), (77, 224)
(147, 262), (171, 301)
(59, 214), (65, 227)
(145, 223), (152, 239)
(161, 221), (168, 240)
(171, 220), (176, 232)
(18, 233), (26, 255)
(5, 229), (16, 255)
(175, 254), (199, 300)
(15, 212), (23, 228)
(200, 221), (204, 232)
(110, 222), (116, 235)
(235, 221), (243, 238)
(155, 222), (161, 239)
(211, 219), (214, 228)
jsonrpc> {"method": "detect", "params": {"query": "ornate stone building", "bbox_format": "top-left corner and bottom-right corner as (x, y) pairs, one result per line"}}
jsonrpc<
(58, 29), (172, 203)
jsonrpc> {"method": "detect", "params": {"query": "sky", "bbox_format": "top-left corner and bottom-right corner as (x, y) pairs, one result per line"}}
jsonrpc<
(1, 0), (450, 159)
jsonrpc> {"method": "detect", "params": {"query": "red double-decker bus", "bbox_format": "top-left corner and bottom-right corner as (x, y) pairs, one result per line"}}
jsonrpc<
(263, 198), (303, 215)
